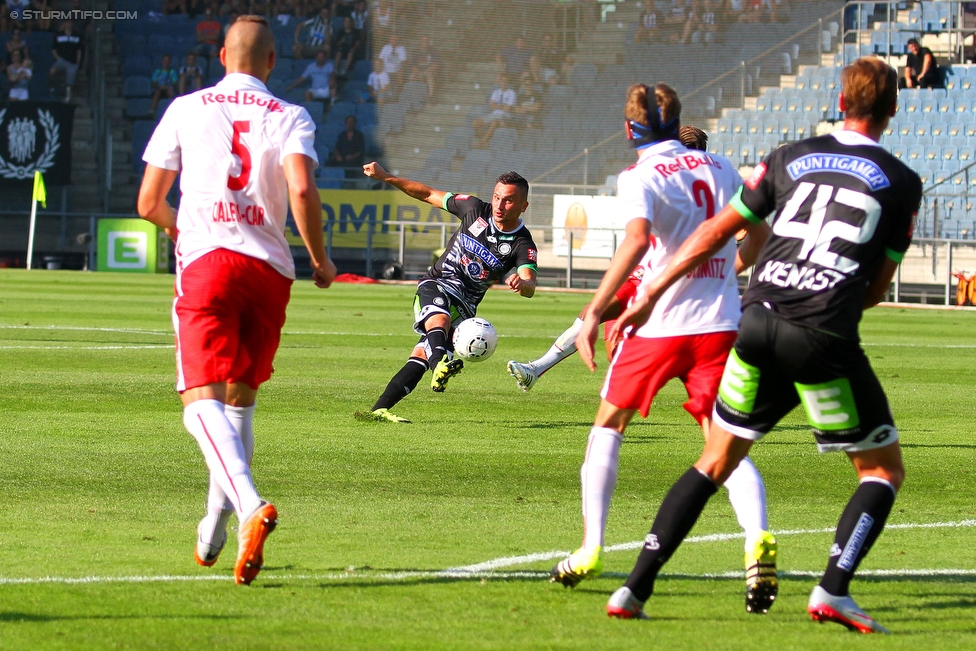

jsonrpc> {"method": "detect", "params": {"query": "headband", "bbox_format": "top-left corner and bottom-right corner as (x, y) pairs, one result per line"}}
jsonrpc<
(627, 105), (680, 149)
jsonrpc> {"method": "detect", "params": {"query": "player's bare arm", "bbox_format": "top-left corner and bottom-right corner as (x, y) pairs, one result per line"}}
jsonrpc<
(863, 258), (900, 309)
(608, 203), (751, 345)
(284, 153), (337, 288)
(734, 219), (771, 274)
(507, 267), (537, 297)
(137, 164), (179, 241)
(363, 161), (447, 208)
(576, 217), (652, 371)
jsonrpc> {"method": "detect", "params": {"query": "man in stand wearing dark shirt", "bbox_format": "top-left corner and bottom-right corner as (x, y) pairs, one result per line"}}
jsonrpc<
(328, 115), (365, 168)
(902, 38), (941, 88)
(50, 20), (82, 101)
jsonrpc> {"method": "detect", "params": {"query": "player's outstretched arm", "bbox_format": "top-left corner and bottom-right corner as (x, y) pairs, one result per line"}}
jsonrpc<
(734, 219), (771, 274)
(576, 217), (652, 371)
(284, 153), (337, 288)
(608, 203), (750, 346)
(363, 161), (448, 208)
(137, 164), (179, 242)
(507, 267), (537, 297)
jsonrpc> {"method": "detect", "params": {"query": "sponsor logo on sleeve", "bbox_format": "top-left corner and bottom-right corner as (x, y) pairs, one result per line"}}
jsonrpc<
(455, 194), (470, 201)
(527, 248), (538, 262)
(745, 162), (767, 190)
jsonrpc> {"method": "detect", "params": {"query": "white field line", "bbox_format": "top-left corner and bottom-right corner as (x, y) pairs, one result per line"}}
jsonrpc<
(0, 325), (171, 336)
(446, 519), (976, 573)
(3, 520), (974, 588)
(0, 345), (172, 350)
(4, 568), (976, 588)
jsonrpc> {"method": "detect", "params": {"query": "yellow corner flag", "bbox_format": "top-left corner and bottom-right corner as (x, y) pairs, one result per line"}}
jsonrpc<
(32, 170), (47, 209)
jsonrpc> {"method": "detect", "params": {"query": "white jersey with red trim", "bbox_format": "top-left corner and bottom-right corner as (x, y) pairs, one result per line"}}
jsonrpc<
(143, 73), (318, 279)
(616, 139), (743, 338)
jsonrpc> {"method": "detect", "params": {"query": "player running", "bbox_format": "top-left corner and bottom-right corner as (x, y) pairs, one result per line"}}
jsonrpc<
(603, 58), (920, 633)
(363, 162), (538, 423)
(137, 15), (337, 585)
(507, 126), (710, 391)
(550, 84), (778, 616)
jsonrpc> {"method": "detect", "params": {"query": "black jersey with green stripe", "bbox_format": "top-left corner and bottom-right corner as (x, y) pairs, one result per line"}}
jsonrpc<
(733, 131), (921, 340)
(420, 192), (538, 310)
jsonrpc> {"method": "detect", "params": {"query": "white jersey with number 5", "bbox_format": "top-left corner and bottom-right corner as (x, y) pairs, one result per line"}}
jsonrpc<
(616, 139), (743, 338)
(142, 73), (318, 279)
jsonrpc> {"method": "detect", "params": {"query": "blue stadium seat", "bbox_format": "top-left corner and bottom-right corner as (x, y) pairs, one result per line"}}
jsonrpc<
(123, 55), (152, 77)
(351, 59), (372, 81)
(340, 81), (369, 103)
(119, 35), (147, 58)
(330, 101), (358, 122)
(355, 102), (378, 126)
(125, 98), (154, 119)
(124, 76), (152, 98)
(156, 98), (174, 120)
(147, 35), (176, 56)
(302, 101), (325, 123)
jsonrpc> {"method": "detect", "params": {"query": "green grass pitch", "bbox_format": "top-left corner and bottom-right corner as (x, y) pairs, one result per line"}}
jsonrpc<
(1, 268), (976, 650)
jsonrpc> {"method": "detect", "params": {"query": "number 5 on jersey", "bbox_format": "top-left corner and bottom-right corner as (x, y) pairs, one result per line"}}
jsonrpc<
(228, 120), (252, 191)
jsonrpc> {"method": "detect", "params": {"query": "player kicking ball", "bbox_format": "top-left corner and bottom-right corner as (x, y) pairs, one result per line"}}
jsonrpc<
(550, 84), (779, 616)
(363, 162), (538, 423)
(507, 126), (710, 391)
(138, 15), (337, 585)
(603, 59), (921, 633)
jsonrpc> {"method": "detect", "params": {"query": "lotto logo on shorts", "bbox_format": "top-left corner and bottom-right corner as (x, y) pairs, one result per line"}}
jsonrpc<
(107, 231), (148, 269)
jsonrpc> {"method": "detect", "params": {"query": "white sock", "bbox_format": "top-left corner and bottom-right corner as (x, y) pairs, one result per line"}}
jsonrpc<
(197, 508), (233, 547)
(183, 399), (262, 521)
(203, 404), (257, 515)
(581, 426), (623, 549)
(531, 318), (584, 374)
(723, 455), (769, 552)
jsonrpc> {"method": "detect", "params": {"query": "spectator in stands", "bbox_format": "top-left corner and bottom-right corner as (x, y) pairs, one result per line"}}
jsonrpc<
(274, 0), (298, 26)
(373, 0), (394, 37)
(408, 35), (439, 98)
(3, 0), (31, 33)
(903, 38), (942, 89)
(635, 6), (659, 43)
(194, 7), (223, 59)
(333, 0), (354, 18)
(521, 55), (545, 92)
(151, 54), (179, 113)
(333, 16), (361, 76)
(366, 58), (391, 103)
(537, 34), (562, 85)
(5, 27), (29, 64)
(293, 6), (333, 59)
(250, 0), (273, 17)
(287, 49), (337, 103)
(768, 0), (790, 23)
(6, 49), (31, 101)
(679, 0), (718, 44)
(513, 74), (541, 131)
(29, 0), (52, 31)
(70, 0), (94, 38)
(163, 0), (187, 15)
(739, 0), (764, 24)
(178, 52), (204, 95)
(218, 0), (244, 17)
(328, 115), (366, 168)
(379, 33), (408, 87)
(496, 36), (531, 79)
(50, 20), (83, 102)
(472, 75), (516, 148)
(351, 0), (369, 31)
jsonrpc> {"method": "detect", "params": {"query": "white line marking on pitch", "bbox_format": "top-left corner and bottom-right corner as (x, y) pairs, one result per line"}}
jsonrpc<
(446, 519), (976, 573)
(0, 345), (172, 350)
(3, 520), (974, 587)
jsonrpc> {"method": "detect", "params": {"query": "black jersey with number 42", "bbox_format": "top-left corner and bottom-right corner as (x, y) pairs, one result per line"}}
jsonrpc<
(734, 131), (922, 339)
(421, 192), (538, 311)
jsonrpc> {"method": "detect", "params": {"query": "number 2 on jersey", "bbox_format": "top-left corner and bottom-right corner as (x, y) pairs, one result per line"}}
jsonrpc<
(692, 180), (715, 219)
(227, 121), (251, 191)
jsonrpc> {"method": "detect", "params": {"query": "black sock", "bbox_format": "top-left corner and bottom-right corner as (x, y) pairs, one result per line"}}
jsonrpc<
(624, 468), (718, 602)
(425, 327), (449, 368)
(372, 357), (428, 411)
(819, 479), (896, 596)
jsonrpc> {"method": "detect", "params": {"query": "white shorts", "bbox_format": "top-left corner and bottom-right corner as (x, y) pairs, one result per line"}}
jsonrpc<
(9, 88), (28, 100)
(309, 88), (331, 99)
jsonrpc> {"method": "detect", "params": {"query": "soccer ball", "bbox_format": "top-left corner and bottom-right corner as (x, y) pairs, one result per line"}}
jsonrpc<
(452, 318), (498, 362)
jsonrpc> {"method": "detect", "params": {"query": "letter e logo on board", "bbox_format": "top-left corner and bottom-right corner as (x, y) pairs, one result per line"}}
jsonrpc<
(108, 231), (148, 269)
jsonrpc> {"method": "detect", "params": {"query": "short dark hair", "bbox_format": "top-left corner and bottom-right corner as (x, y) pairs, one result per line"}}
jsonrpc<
(907, 38), (919, 47)
(678, 125), (708, 151)
(496, 171), (529, 196)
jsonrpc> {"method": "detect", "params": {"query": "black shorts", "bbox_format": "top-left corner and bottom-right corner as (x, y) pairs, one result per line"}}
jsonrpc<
(713, 304), (898, 453)
(412, 280), (474, 335)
